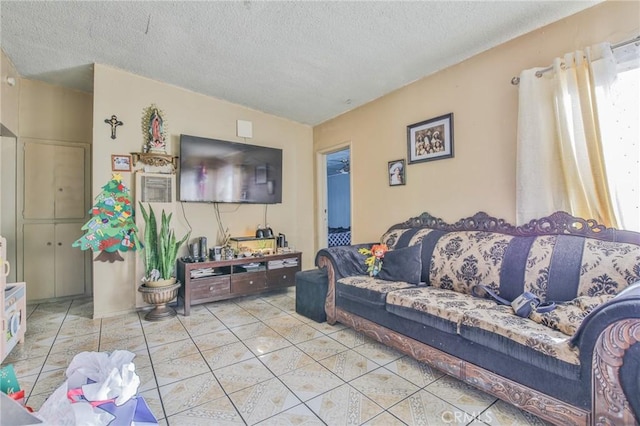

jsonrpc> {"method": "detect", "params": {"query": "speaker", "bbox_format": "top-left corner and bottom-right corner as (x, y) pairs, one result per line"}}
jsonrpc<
(199, 237), (207, 260)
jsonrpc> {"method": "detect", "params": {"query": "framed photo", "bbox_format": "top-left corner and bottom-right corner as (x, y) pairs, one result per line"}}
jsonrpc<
(388, 159), (406, 186)
(111, 154), (132, 172)
(407, 113), (454, 164)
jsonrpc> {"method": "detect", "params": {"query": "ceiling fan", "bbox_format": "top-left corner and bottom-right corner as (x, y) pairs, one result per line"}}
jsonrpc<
(338, 158), (350, 174)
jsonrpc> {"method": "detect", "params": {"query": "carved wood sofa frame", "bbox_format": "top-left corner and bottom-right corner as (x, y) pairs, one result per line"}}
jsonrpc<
(316, 211), (640, 426)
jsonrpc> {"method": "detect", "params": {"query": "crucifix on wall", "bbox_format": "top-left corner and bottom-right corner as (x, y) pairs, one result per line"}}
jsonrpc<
(104, 115), (123, 139)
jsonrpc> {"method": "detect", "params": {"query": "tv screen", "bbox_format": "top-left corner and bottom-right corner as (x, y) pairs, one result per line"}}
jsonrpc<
(179, 134), (282, 204)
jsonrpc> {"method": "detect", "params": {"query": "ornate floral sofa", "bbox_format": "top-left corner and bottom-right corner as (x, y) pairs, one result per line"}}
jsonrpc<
(315, 211), (640, 426)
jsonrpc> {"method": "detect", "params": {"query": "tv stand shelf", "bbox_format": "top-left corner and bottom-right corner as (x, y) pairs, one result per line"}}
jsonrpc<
(177, 252), (301, 316)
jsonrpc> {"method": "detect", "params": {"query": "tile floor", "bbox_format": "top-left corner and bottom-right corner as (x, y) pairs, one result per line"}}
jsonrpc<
(2, 288), (552, 425)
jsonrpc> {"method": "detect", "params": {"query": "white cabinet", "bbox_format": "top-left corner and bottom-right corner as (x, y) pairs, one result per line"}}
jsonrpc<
(23, 142), (86, 219)
(23, 223), (85, 300)
(20, 140), (89, 301)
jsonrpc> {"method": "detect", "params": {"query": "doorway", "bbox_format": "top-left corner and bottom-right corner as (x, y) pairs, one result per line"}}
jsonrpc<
(324, 148), (351, 247)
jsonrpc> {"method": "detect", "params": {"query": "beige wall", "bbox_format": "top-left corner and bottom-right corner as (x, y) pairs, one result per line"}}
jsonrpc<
(313, 1), (639, 246)
(92, 65), (313, 318)
(1, 50), (20, 136)
(19, 79), (93, 142)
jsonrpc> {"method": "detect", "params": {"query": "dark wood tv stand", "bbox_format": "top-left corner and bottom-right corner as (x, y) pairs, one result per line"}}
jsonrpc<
(177, 252), (301, 316)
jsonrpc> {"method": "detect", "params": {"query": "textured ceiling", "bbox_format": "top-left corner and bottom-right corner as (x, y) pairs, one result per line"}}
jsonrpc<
(1, 1), (600, 125)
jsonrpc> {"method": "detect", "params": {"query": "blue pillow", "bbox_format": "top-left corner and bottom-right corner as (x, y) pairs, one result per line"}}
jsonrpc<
(378, 244), (422, 285)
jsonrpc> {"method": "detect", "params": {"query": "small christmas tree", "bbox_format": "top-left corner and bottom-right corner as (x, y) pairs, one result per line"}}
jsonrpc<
(73, 173), (141, 262)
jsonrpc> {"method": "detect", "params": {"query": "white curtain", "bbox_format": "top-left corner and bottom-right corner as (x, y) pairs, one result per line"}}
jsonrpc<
(596, 44), (640, 231)
(516, 42), (631, 228)
(516, 67), (570, 223)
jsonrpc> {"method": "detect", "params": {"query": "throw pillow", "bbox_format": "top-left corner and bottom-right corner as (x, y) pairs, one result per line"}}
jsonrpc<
(378, 243), (422, 285)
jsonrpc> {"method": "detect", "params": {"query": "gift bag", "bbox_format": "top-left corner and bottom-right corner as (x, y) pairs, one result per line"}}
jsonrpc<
(1, 363), (35, 410)
(1, 364), (21, 395)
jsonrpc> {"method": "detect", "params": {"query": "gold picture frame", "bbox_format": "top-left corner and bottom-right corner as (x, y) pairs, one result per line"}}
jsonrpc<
(111, 154), (132, 172)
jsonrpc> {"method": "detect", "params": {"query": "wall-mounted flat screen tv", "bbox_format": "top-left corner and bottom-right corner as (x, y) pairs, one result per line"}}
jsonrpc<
(179, 134), (282, 204)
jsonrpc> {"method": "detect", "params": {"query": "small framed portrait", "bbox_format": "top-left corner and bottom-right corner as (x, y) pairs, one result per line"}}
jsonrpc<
(407, 113), (454, 164)
(111, 154), (132, 172)
(388, 159), (406, 186)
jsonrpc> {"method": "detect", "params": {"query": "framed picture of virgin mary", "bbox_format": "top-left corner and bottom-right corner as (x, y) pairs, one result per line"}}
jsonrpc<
(142, 105), (168, 154)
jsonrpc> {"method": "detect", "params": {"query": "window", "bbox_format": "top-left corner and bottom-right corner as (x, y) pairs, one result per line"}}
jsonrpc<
(599, 59), (640, 231)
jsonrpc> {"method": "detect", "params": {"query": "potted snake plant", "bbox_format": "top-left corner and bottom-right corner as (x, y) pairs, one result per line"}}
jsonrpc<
(139, 203), (189, 287)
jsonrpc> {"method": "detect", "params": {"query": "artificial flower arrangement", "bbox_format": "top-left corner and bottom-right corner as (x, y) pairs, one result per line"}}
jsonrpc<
(358, 244), (388, 276)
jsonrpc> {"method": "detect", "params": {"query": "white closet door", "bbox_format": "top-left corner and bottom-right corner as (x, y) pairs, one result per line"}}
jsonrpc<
(23, 223), (56, 300)
(54, 223), (85, 297)
(53, 145), (85, 219)
(23, 142), (86, 220)
(23, 143), (55, 219)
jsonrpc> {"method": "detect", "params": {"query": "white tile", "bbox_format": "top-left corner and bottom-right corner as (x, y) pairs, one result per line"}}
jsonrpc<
(166, 395), (244, 425)
(159, 372), (225, 417)
(319, 349), (379, 381)
(425, 375), (497, 415)
(326, 327), (368, 348)
(349, 367), (420, 409)
(213, 358), (275, 394)
(258, 346), (315, 376)
(201, 341), (255, 370)
(192, 329), (240, 352)
(279, 361), (344, 402)
(306, 383), (383, 425)
(384, 356), (444, 387)
(229, 377), (301, 424)
(481, 399), (554, 426)
(153, 352), (210, 387)
(352, 340), (404, 366)
(256, 403), (324, 425)
(296, 336), (349, 361)
(389, 388), (465, 425)
(148, 338), (199, 364)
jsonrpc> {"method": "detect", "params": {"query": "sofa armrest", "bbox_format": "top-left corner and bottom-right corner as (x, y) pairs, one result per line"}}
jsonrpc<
(570, 283), (640, 424)
(315, 244), (374, 324)
(314, 244), (373, 281)
(591, 317), (640, 425)
(572, 282), (640, 349)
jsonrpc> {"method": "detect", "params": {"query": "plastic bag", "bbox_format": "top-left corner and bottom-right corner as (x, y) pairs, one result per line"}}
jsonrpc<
(36, 350), (157, 426)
